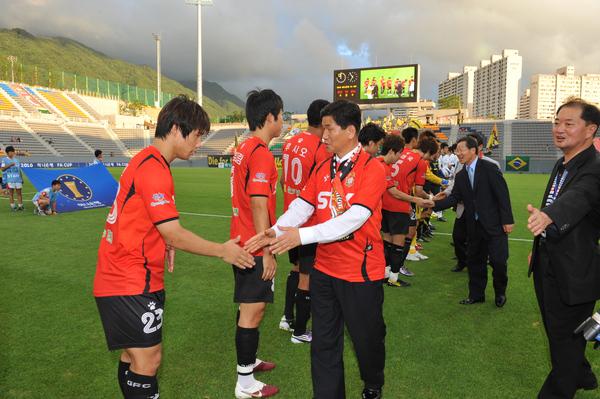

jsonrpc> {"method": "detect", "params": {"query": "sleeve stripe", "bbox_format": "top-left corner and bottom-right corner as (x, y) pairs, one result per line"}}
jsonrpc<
(154, 216), (179, 226)
(249, 194), (269, 198)
(352, 203), (373, 215)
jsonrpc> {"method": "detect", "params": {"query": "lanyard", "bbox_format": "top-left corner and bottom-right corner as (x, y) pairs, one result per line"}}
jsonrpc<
(546, 167), (568, 206)
(329, 147), (361, 218)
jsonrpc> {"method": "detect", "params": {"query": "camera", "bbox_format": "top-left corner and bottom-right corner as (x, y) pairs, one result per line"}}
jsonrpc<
(574, 311), (600, 344)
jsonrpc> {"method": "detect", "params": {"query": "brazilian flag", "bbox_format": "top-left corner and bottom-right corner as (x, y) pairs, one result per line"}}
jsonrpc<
(506, 156), (530, 172)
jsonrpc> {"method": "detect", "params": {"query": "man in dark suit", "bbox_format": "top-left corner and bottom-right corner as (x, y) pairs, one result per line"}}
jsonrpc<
(433, 136), (514, 306)
(527, 98), (600, 399)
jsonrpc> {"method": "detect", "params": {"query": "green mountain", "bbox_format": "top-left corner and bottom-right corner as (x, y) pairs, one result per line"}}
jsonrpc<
(0, 28), (244, 120)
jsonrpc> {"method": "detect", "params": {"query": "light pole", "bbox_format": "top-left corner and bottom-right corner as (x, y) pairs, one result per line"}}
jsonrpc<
(7, 55), (17, 82)
(185, 0), (213, 106)
(152, 33), (161, 107)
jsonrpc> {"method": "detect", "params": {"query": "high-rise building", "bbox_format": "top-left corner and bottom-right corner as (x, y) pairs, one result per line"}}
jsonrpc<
(518, 89), (530, 119)
(437, 66), (477, 116)
(473, 49), (523, 120)
(527, 66), (600, 119)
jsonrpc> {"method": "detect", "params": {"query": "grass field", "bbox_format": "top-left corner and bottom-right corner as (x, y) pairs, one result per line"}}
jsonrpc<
(1, 169), (598, 398)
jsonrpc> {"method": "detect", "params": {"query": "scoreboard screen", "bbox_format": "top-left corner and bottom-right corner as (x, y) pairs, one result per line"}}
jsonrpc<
(333, 64), (419, 104)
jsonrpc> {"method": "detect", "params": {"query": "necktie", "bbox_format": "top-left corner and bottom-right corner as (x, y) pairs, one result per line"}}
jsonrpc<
(468, 165), (478, 220)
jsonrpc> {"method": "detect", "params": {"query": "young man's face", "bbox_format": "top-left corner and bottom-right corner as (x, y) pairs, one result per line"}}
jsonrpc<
(52, 184), (61, 192)
(322, 116), (355, 155)
(7, 150), (15, 158)
(553, 106), (597, 154)
(364, 139), (383, 157)
(456, 141), (477, 165)
(271, 110), (283, 138)
(176, 128), (203, 160)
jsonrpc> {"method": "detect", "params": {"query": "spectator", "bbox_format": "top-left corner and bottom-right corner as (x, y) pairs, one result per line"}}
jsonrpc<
(32, 180), (61, 216)
(93, 149), (103, 165)
(1, 145), (24, 211)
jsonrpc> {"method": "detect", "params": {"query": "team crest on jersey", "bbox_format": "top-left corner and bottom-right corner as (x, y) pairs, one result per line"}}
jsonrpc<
(56, 174), (92, 201)
(151, 192), (170, 207)
(253, 172), (268, 183)
(345, 172), (355, 187)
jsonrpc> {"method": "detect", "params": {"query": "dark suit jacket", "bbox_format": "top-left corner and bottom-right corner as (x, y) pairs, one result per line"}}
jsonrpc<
(529, 145), (600, 305)
(434, 158), (514, 237)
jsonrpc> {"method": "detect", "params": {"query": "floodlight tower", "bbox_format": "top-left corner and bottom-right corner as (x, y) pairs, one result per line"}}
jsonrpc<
(7, 55), (17, 82)
(152, 33), (161, 107)
(185, 0), (213, 106)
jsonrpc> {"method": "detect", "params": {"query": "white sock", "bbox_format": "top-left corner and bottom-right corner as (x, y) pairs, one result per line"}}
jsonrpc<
(236, 364), (256, 389)
(385, 266), (391, 278)
(389, 272), (399, 283)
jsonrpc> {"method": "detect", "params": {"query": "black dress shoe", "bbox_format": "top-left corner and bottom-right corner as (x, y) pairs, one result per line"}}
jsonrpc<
(451, 265), (466, 272)
(459, 297), (485, 305)
(495, 295), (507, 308)
(362, 388), (382, 399)
(578, 374), (598, 390)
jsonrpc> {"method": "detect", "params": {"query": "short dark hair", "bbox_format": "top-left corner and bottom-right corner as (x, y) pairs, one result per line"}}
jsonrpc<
(320, 100), (361, 133)
(246, 89), (283, 131)
(417, 136), (439, 155)
(457, 136), (479, 153)
(5, 145), (15, 153)
(307, 99), (330, 127)
(155, 95), (211, 139)
(419, 130), (437, 140)
(450, 143), (457, 152)
(381, 134), (405, 155)
(401, 127), (419, 144)
(557, 97), (600, 135)
(466, 132), (484, 147)
(358, 123), (386, 146)
(51, 180), (60, 186)
(440, 142), (449, 149)
(94, 149), (102, 157)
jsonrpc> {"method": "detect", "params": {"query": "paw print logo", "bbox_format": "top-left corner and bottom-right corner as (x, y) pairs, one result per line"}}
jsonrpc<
(148, 302), (156, 311)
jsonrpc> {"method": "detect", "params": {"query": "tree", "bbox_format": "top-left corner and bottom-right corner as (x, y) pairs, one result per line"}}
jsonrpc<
(438, 95), (462, 110)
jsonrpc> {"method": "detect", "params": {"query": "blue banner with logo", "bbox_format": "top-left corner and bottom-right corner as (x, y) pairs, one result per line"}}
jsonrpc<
(22, 163), (118, 212)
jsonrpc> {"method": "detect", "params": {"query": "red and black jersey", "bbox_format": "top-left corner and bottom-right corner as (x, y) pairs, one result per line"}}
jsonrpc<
(382, 148), (427, 213)
(94, 146), (179, 297)
(299, 149), (386, 282)
(230, 136), (278, 255)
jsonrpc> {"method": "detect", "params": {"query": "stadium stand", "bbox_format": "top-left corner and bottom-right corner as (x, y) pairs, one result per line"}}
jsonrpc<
(66, 124), (126, 156)
(511, 121), (559, 160)
(0, 117), (51, 156)
(25, 121), (91, 156)
(0, 83), (54, 117)
(196, 128), (246, 156)
(66, 92), (102, 121)
(113, 128), (147, 155)
(0, 88), (19, 115)
(36, 89), (90, 121)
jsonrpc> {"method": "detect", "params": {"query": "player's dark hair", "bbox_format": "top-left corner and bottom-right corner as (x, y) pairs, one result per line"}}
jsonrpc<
(557, 97), (600, 135)
(466, 132), (484, 147)
(358, 123), (386, 147)
(320, 100), (361, 134)
(5, 145), (15, 153)
(419, 130), (437, 140)
(457, 136), (479, 153)
(417, 136), (439, 155)
(155, 95), (210, 139)
(94, 149), (102, 157)
(51, 179), (60, 186)
(307, 99), (330, 127)
(401, 127), (419, 144)
(450, 143), (457, 152)
(381, 134), (405, 155)
(440, 142), (449, 149)
(246, 89), (283, 131)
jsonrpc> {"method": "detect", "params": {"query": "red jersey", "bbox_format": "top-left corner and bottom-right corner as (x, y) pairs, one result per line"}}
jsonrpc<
(282, 131), (329, 227)
(300, 149), (386, 282)
(94, 146), (179, 297)
(230, 136), (278, 255)
(376, 156), (395, 190)
(383, 148), (427, 213)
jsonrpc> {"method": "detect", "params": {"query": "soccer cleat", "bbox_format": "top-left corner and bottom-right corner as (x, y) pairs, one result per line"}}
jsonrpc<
(291, 331), (312, 344)
(235, 380), (279, 398)
(17, 205), (24, 211)
(399, 266), (415, 277)
(406, 253), (421, 262)
(253, 359), (276, 373)
(278, 316), (294, 332)
(415, 251), (429, 260)
(387, 279), (411, 287)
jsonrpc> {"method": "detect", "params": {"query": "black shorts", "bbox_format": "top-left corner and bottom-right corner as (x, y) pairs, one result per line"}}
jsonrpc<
(233, 256), (274, 303)
(298, 243), (317, 274)
(409, 205), (417, 227)
(288, 246), (299, 265)
(381, 210), (410, 235)
(95, 290), (165, 351)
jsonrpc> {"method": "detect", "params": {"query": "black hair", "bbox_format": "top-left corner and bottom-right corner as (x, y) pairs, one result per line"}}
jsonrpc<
(557, 98), (600, 135)
(381, 134), (405, 156)
(417, 136), (439, 155)
(5, 145), (15, 153)
(246, 89), (283, 131)
(419, 130), (437, 140)
(358, 123), (386, 147)
(440, 142), (449, 149)
(307, 99), (330, 127)
(320, 100), (361, 134)
(51, 180), (60, 186)
(450, 144), (457, 152)
(401, 127), (419, 144)
(457, 136), (479, 153)
(155, 95), (211, 139)
(94, 149), (103, 157)
(466, 132), (484, 147)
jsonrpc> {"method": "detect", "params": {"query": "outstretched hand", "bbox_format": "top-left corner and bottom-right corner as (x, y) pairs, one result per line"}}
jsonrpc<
(269, 226), (301, 255)
(244, 229), (276, 254)
(527, 204), (553, 236)
(224, 236), (256, 269)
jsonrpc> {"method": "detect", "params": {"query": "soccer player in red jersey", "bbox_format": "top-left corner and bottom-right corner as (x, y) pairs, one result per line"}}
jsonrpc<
(230, 89), (283, 398)
(247, 100), (388, 399)
(93, 96), (254, 399)
(279, 99), (330, 343)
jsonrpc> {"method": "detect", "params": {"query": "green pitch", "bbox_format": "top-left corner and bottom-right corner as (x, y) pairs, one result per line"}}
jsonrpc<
(1, 170), (598, 398)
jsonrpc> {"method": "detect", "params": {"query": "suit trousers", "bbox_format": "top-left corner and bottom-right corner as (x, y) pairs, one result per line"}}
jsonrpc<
(533, 243), (596, 399)
(310, 268), (386, 399)
(452, 215), (468, 268)
(466, 221), (508, 300)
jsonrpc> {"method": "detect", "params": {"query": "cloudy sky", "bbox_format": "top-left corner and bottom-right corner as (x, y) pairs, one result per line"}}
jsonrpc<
(1, 0), (599, 112)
